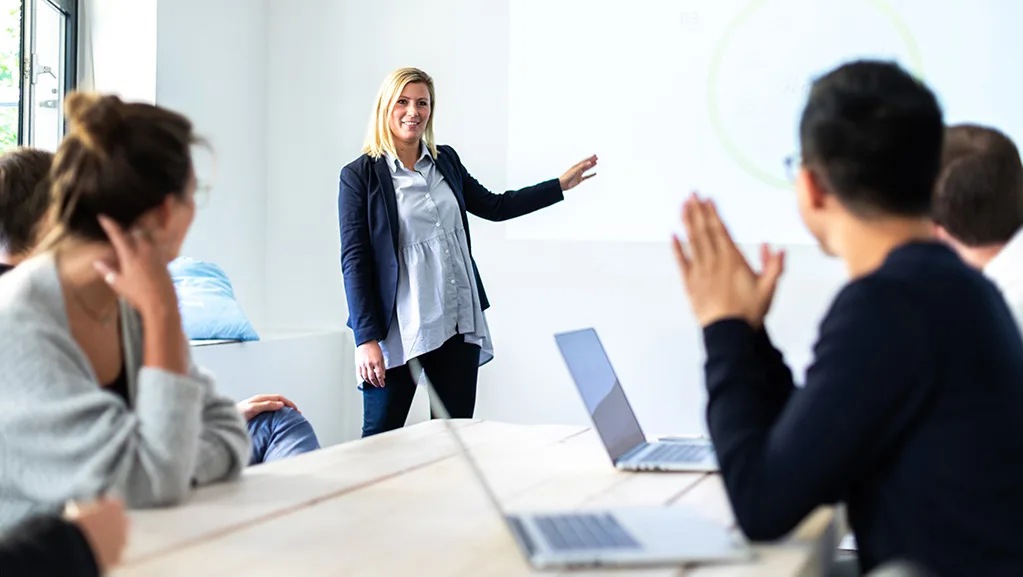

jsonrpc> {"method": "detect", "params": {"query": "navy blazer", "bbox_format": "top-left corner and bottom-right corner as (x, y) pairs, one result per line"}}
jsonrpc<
(338, 145), (564, 347)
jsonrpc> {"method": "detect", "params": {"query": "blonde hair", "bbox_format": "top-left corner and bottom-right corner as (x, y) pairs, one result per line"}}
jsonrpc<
(362, 67), (437, 159)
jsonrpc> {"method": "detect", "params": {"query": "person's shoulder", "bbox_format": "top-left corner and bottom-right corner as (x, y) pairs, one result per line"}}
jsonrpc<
(832, 274), (916, 313)
(435, 144), (460, 164)
(0, 255), (58, 321)
(340, 152), (379, 176)
(0, 255), (76, 349)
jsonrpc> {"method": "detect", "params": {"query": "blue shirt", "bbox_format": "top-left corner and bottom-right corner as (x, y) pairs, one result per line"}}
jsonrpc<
(378, 145), (494, 370)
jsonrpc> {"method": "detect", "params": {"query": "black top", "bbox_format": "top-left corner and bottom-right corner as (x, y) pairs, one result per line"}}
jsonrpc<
(0, 515), (100, 577)
(104, 365), (129, 405)
(703, 242), (1023, 576)
(3, 260), (130, 403)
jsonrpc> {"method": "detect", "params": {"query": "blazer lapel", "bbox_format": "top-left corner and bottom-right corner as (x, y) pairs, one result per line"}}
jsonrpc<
(434, 151), (466, 213)
(373, 157), (400, 254)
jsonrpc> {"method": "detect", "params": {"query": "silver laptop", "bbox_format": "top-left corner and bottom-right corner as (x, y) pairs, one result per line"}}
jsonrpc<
(411, 359), (753, 570)
(555, 328), (719, 472)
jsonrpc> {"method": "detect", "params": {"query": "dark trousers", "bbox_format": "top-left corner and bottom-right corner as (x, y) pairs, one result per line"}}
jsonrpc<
(361, 336), (481, 437)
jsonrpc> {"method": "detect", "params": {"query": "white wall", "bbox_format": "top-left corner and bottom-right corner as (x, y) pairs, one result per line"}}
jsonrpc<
(81, 0), (157, 102)
(261, 0), (849, 436)
(156, 0), (269, 329)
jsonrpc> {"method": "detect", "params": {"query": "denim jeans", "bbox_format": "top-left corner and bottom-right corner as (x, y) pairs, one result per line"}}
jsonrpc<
(247, 407), (321, 465)
(362, 337), (481, 438)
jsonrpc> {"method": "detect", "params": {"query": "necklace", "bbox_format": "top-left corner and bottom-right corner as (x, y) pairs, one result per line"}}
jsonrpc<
(54, 246), (119, 327)
(69, 284), (118, 327)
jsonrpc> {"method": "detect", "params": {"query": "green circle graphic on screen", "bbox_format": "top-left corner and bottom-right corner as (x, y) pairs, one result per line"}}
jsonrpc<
(706, 0), (925, 190)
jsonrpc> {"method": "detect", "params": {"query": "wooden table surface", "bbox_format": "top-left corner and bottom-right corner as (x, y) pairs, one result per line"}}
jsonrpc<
(110, 420), (837, 577)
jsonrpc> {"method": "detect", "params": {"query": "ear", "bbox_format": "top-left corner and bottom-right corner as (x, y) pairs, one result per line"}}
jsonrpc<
(135, 196), (176, 233)
(796, 167), (828, 210)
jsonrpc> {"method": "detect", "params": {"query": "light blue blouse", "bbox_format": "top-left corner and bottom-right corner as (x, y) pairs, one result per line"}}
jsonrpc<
(378, 145), (494, 370)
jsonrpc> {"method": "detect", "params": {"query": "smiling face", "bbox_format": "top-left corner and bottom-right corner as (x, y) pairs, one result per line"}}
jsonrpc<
(388, 82), (431, 148)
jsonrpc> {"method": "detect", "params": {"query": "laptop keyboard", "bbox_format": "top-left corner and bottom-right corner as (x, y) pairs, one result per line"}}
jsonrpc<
(534, 513), (641, 551)
(644, 443), (713, 463)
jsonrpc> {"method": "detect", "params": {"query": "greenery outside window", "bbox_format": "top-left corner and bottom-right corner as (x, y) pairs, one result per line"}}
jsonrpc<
(0, 0), (77, 152)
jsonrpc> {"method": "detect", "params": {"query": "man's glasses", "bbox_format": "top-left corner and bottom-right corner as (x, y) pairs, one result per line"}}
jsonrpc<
(194, 182), (213, 208)
(783, 154), (802, 183)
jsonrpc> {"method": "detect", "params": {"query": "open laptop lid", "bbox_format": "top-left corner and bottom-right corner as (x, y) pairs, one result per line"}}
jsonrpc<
(410, 359), (539, 560)
(554, 328), (647, 462)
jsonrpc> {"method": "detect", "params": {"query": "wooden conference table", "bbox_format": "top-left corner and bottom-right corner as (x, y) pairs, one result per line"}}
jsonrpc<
(111, 420), (838, 577)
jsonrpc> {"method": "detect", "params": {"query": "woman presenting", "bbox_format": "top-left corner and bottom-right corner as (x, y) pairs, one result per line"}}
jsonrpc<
(339, 67), (596, 437)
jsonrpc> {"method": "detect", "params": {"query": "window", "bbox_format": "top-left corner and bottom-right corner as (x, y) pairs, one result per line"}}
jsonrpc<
(0, 0), (76, 153)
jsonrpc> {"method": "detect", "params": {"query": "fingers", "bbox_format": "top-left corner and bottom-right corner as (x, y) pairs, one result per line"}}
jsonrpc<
(562, 155), (598, 189)
(681, 195), (711, 264)
(704, 199), (739, 258)
(671, 234), (692, 280)
(243, 394), (300, 412)
(575, 154), (598, 171)
(371, 364), (385, 388)
(761, 245), (786, 282)
(361, 362), (385, 388)
(253, 400), (285, 414)
(93, 260), (120, 288)
(97, 215), (132, 258)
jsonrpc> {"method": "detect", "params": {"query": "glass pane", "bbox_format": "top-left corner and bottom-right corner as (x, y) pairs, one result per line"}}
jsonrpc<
(0, 0), (20, 152)
(31, 0), (63, 151)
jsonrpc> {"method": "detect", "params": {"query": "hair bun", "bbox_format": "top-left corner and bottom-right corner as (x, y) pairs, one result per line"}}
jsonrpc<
(65, 92), (126, 157)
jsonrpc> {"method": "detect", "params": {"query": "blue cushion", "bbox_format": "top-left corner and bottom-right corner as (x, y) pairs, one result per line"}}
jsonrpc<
(169, 257), (259, 341)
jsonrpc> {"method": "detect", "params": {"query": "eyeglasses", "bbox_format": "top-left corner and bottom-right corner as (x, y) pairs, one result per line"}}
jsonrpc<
(783, 154), (802, 183)
(194, 182), (212, 208)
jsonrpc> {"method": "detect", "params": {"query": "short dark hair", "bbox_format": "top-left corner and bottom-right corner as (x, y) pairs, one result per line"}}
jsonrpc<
(47, 92), (199, 245)
(799, 60), (944, 217)
(0, 147), (54, 254)
(932, 124), (1023, 246)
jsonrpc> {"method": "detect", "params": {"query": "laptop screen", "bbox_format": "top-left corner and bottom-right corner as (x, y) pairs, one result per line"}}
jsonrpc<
(554, 329), (646, 462)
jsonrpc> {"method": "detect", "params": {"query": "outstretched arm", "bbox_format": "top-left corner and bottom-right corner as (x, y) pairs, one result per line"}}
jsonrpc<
(448, 146), (596, 221)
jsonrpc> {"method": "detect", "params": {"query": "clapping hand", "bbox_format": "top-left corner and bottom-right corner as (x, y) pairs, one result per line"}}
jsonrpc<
(670, 193), (785, 329)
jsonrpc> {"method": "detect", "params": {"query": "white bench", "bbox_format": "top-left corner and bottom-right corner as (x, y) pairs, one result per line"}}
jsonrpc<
(189, 329), (360, 447)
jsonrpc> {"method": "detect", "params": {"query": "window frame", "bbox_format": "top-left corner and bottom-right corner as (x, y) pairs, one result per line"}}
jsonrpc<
(17, 0), (78, 147)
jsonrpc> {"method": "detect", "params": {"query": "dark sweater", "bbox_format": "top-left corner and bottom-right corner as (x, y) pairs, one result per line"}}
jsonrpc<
(0, 515), (99, 577)
(703, 242), (1023, 576)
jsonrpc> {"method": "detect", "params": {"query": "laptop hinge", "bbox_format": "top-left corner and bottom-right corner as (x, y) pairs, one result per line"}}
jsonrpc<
(506, 515), (538, 557)
(615, 442), (649, 465)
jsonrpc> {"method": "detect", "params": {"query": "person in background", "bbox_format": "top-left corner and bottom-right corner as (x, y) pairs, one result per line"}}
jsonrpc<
(0, 147), (54, 274)
(0, 147), (320, 468)
(671, 60), (1023, 575)
(932, 123), (1023, 326)
(339, 67), (597, 437)
(0, 498), (128, 577)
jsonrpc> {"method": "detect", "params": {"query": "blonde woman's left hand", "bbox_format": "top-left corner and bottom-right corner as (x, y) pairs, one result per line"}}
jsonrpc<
(558, 154), (598, 191)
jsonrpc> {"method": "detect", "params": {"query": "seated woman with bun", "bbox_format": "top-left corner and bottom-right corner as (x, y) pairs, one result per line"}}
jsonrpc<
(0, 92), (288, 530)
